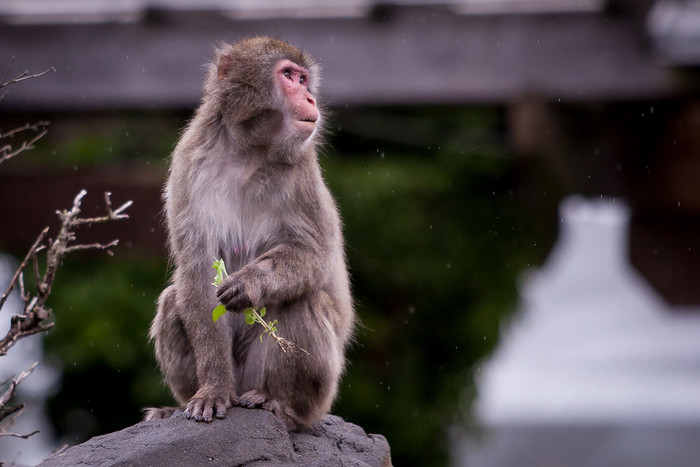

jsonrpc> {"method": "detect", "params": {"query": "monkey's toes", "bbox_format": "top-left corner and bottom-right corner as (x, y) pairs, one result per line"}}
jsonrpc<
(233, 389), (268, 408)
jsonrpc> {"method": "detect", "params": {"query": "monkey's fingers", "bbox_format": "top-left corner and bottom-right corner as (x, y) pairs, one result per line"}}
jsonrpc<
(216, 281), (242, 306)
(185, 396), (229, 422)
(217, 282), (253, 312)
(215, 284), (237, 301)
(184, 398), (205, 421)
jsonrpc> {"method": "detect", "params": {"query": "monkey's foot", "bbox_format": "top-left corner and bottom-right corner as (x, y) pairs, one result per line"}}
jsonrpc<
(184, 388), (233, 422)
(234, 390), (304, 431)
(233, 389), (270, 409)
(142, 406), (180, 421)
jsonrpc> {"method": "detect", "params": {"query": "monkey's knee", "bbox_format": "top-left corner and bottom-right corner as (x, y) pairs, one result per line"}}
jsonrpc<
(263, 350), (342, 430)
(150, 285), (177, 341)
(151, 286), (182, 358)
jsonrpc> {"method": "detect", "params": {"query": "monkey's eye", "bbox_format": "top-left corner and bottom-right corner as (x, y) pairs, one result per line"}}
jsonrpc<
(282, 69), (293, 80)
(300, 74), (307, 85)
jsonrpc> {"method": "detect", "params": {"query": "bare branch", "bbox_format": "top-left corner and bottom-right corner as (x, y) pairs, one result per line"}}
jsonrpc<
(71, 192), (132, 226)
(0, 66), (55, 90)
(64, 239), (120, 256)
(0, 61), (54, 165)
(0, 58), (13, 85)
(0, 61), (133, 447)
(0, 127), (48, 165)
(0, 121), (50, 139)
(0, 366), (33, 431)
(0, 228), (48, 311)
(0, 403), (25, 427)
(0, 191), (131, 356)
(18, 271), (28, 305)
(0, 363), (37, 410)
(0, 430), (40, 439)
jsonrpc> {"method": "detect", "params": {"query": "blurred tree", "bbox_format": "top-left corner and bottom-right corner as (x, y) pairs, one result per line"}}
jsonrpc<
(325, 107), (560, 466)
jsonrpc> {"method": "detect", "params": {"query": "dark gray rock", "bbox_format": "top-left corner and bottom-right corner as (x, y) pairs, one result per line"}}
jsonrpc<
(38, 409), (391, 467)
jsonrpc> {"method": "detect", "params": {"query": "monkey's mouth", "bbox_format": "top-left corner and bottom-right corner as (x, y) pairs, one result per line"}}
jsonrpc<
(298, 117), (317, 124)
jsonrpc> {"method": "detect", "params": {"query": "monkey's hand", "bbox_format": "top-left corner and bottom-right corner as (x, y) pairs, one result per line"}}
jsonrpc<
(216, 275), (256, 312)
(184, 385), (235, 422)
(216, 271), (261, 312)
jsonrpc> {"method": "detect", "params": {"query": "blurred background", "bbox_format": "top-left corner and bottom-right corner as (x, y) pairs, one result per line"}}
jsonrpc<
(1, 1), (700, 466)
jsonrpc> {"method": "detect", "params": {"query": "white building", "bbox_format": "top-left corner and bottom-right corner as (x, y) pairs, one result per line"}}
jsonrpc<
(456, 196), (700, 467)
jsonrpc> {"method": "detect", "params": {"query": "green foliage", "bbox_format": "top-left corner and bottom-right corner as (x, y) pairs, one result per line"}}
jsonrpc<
(323, 106), (559, 466)
(212, 304), (227, 322)
(209, 259), (279, 345)
(9, 112), (183, 169)
(211, 258), (229, 322)
(242, 307), (278, 343)
(211, 258), (228, 287)
(243, 308), (256, 325)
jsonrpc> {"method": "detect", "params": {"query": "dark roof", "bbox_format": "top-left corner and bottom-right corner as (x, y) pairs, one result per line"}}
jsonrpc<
(0, 1), (696, 110)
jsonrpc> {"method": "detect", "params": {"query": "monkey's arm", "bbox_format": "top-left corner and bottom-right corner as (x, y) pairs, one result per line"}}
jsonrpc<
(217, 240), (328, 311)
(170, 259), (238, 421)
(166, 167), (239, 421)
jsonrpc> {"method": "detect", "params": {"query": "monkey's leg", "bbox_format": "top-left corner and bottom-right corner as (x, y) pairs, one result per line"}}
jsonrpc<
(236, 298), (343, 431)
(144, 285), (199, 421)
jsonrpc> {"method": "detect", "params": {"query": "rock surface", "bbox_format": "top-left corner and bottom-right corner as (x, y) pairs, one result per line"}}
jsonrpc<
(39, 409), (391, 467)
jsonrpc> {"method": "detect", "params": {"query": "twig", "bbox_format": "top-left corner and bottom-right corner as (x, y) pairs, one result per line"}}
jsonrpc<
(247, 308), (309, 356)
(0, 121), (50, 139)
(0, 190), (132, 356)
(0, 120), (50, 166)
(0, 228), (48, 312)
(0, 60), (129, 453)
(0, 127), (48, 165)
(0, 430), (40, 439)
(0, 60), (54, 164)
(0, 363), (37, 421)
(0, 62), (55, 89)
(0, 403), (25, 427)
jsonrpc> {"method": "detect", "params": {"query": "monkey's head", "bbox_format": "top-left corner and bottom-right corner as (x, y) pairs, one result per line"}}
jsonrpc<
(207, 37), (322, 152)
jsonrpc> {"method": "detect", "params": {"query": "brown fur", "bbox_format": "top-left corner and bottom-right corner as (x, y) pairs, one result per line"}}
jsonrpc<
(144, 37), (355, 431)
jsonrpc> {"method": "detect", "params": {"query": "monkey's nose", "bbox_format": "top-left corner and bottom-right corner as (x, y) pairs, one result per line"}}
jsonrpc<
(306, 92), (316, 108)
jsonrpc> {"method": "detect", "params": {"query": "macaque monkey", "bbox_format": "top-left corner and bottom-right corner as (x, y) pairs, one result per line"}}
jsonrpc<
(144, 37), (355, 431)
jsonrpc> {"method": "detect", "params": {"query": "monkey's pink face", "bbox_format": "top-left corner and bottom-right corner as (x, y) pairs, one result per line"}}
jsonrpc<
(274, 59), (319, 139)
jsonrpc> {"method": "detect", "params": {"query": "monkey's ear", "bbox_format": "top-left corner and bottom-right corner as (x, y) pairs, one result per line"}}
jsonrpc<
(217, 52), (234, 81)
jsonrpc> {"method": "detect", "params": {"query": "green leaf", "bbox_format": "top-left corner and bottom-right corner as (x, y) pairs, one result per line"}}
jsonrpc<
(211, 258), (228, 287)
(259, 307), (267, 318)
(212, 304), (227, 322)
(245, 313), (256, 325)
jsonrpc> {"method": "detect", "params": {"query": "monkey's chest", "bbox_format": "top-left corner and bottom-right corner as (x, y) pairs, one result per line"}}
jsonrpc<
(197, 161), (285, 264)
(208, 191), (279, 264)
